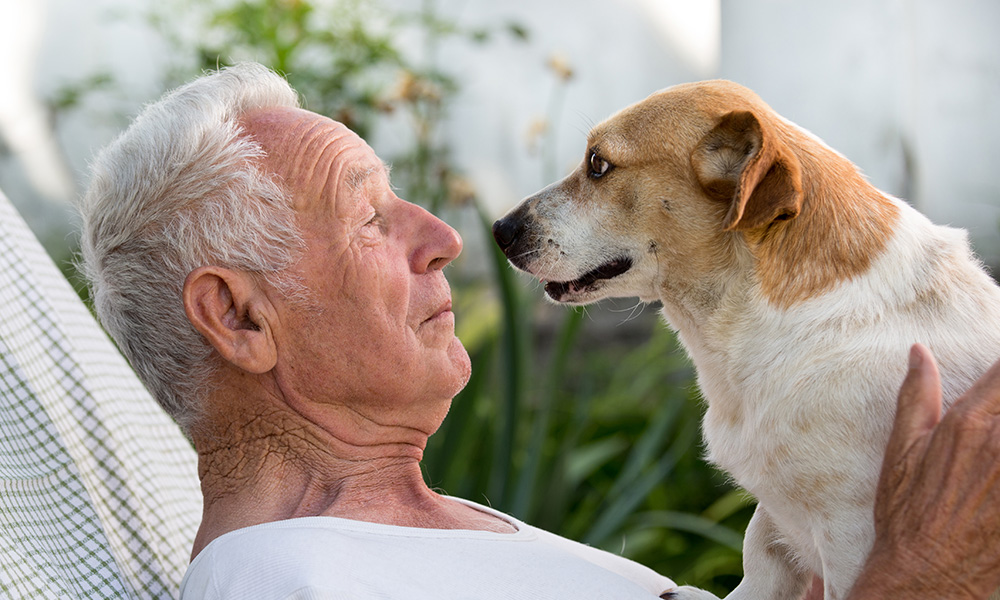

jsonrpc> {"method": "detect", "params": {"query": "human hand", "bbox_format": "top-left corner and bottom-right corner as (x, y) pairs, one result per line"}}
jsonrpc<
(850, 343), (1000, 600)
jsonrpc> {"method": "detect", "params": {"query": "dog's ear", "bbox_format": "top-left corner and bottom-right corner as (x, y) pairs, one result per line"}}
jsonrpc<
(691, 110), (803, 231)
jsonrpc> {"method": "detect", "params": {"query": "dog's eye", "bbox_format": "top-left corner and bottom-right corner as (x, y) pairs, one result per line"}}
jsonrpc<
(588, 151), (611, 178)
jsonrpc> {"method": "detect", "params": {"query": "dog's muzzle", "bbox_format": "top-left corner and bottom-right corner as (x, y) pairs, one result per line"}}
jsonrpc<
(492, 213), (534, 271)
(492, 212), (634, 302)
(492, 215), (520, 254)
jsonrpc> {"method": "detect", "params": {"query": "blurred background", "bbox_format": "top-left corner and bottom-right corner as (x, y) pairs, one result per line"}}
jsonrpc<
(1, 0), (997, 593)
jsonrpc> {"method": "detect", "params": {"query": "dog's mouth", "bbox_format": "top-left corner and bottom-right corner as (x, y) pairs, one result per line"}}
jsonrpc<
(543, 256), (634, 301)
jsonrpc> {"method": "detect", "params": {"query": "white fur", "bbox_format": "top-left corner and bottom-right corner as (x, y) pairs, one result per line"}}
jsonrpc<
(677, 198), (1000, 599)
(503, 178), (1000, 600)
(496, 80), (1000, 599)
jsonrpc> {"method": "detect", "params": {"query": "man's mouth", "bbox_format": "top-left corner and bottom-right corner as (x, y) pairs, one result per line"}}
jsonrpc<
(543, 256), (633, 299)
(426, 299), (453, 322)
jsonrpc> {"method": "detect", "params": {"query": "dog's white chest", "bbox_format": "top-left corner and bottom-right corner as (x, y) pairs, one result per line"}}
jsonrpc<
(674, 212), (1000, 594)
(700, 360), (887, 506)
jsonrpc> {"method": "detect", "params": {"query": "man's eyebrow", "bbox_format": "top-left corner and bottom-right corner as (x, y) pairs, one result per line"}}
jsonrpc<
(345, 161), (392, 192)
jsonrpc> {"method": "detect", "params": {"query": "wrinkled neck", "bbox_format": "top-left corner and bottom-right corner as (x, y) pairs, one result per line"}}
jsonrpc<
(189, 384), (436, 558)
(193, 388), (433, 502)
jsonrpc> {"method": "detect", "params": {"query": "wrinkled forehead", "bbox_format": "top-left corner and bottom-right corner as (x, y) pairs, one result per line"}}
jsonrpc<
(239, 106), (386, 213)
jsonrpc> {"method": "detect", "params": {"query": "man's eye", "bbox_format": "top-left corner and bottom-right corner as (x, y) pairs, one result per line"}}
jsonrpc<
(588, 151), (611, 178)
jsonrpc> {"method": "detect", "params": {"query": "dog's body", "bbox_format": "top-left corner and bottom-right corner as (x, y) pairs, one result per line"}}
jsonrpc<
(493, 80), (1000, 600)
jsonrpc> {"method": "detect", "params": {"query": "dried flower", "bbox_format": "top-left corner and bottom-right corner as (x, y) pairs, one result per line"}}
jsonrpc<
(390, 70), (443, 104)
(525, 117), (549, 153)
(446, 175), (477, 206)
(546, 53), (574, 81)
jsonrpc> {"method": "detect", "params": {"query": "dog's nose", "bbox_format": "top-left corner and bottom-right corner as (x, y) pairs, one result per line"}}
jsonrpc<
(492, 217), (521, 254)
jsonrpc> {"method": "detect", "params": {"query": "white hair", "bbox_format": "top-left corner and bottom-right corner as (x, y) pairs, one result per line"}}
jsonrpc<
(77, 63), (305, 435)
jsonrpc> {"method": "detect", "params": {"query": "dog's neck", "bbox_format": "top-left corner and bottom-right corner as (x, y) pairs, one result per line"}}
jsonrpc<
(751, 135), (901, 309)
(657, 136), (901, 359)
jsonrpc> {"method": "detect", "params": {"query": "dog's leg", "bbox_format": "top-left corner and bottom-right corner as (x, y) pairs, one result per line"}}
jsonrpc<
(727, 505), (812, 600)
(815, 508), (874, 600)
(664, 506), (811, 600)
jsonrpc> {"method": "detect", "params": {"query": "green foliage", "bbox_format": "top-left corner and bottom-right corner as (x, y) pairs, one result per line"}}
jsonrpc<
(48, 72), (115, 113)
(147, 0), (752, 593)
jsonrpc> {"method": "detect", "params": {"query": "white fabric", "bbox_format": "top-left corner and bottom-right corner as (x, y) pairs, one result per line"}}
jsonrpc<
(0, 188), (203, 598)
(181, 498), (675, 599)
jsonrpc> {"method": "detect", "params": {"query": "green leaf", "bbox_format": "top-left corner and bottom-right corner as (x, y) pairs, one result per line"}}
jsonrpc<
(631, 510), (745, 552)
(565, 436), (630, 487)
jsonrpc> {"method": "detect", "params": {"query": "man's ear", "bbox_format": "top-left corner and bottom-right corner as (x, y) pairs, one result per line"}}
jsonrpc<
(691, 110), (803, 231)
(183, 266), (278, 374)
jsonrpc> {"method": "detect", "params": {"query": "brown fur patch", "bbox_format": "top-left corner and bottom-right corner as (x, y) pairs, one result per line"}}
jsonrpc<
(679, 81), (899, 308)
(686, 89), (901, 308)
(751, 128), (900, 307)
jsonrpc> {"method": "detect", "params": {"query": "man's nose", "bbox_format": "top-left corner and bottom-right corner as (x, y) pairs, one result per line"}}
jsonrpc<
(411, 205), (463, 273)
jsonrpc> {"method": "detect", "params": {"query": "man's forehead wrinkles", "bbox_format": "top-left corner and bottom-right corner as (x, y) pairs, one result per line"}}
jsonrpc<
(293, 126), (365, 198)
(301, 122), (353, 167)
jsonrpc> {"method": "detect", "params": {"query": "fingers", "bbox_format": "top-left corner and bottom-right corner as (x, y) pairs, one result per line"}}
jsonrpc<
(885, 344), (942, 463)
(866, 344), (1000, 600)
(898, 343), (943, 432)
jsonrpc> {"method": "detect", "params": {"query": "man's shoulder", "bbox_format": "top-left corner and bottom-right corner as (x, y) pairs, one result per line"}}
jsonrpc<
(180, 510), (675, 599)
(181, 518), (363, 599)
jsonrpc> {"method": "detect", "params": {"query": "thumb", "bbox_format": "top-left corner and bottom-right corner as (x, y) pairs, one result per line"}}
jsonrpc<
(885, 344), (943, 463)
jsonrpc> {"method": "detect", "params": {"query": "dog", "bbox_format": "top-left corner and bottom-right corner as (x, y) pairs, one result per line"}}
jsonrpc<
(492, 80), (1000, 600)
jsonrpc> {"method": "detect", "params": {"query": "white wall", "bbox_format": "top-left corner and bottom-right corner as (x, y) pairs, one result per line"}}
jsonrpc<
(2, 0), (999, 265)
(718, 0), (1000, 264)
(0, 0), (165, 251)
(378, 0), (714, 209)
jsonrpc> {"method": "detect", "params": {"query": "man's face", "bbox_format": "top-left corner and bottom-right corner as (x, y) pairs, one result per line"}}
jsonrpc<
(242, 107), (470, 426)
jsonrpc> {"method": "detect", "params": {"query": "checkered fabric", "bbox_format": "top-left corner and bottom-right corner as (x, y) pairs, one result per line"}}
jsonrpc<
(0, 189), (202, 599)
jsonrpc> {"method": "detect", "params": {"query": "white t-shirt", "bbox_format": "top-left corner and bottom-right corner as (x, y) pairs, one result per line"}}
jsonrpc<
(180, 498), (676, 599)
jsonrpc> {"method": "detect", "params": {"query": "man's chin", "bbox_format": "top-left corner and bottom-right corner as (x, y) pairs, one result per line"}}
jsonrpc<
(453, 339), (472, 388)
(439, 338), (472, 398)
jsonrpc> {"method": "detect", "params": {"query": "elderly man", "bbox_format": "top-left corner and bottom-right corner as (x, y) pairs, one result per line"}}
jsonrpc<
(77, 63), (1000, 599)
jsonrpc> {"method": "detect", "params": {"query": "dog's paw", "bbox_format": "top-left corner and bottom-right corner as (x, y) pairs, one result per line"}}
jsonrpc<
(660, 585), (721, 600)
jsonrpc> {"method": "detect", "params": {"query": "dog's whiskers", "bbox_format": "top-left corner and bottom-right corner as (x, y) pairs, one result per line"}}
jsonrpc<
(611, 300), (647, 325)
(508, 246), (542, 263)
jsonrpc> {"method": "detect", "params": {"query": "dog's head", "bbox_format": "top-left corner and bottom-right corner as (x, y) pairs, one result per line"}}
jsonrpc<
(492, 80), (808, 307)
